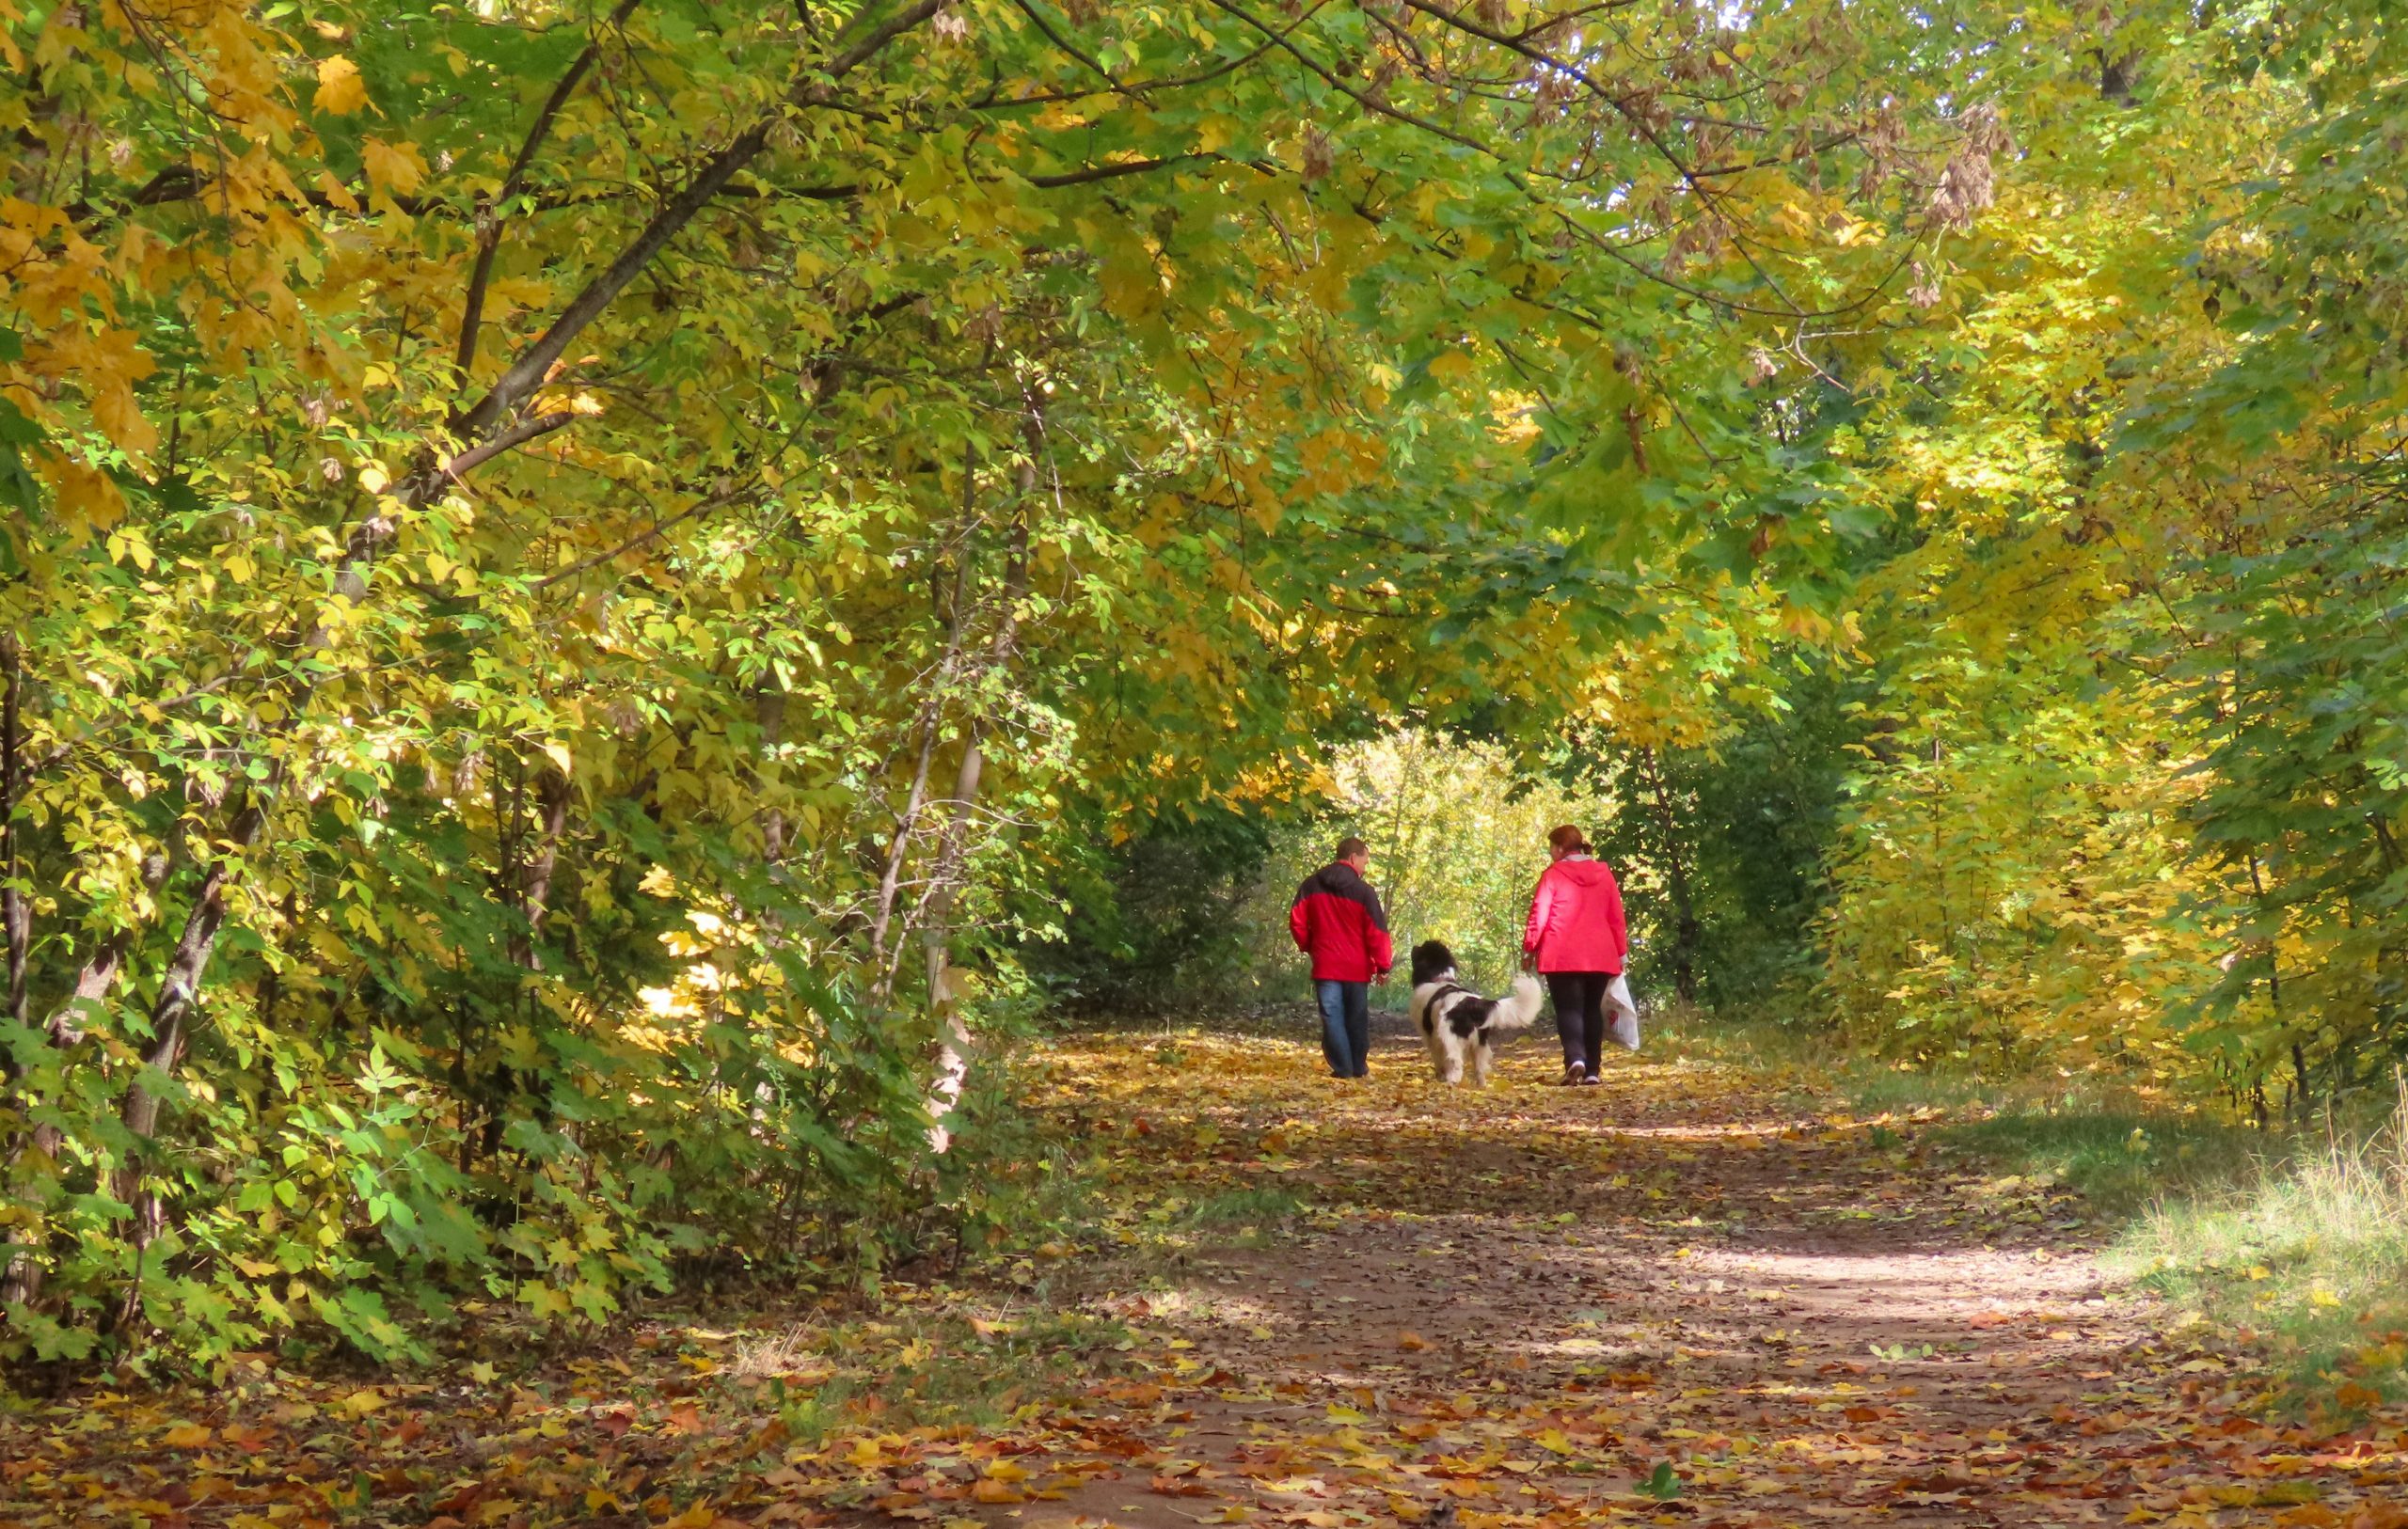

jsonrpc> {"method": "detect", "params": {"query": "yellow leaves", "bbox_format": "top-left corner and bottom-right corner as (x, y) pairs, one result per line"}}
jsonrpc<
(844, 1435), (887, 1469)
(30, 323), (159, 458)
(360, 137), (427, 205)
(104, 527), (155, 573)
(53, 456), (127, 529)
(1427, 349), (1478, 385)
(90, 384), (157, 456)
(313, 168), (361, 214)
(313, 55), (369, 115)
(2335, 1380), (2385, 1412)
(958, 1453), (1038, 1506)
(163, 1423), (213, 1448)
(1100, 251), (1165, 320)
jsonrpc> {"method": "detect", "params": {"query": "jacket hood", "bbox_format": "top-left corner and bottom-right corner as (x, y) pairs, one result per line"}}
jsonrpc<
(1308, 861), (1368, 894)
(1546, 857), (1616, 888)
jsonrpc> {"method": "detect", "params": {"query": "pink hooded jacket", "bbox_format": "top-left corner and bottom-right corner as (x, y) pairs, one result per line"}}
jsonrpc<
(1522, 856), (1628, 975)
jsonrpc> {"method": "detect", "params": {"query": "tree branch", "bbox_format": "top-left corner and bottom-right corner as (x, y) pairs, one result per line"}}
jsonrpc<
(441, 411), (578, 481)
(452, 0), (946, 440)
(458, 0), (648, 381)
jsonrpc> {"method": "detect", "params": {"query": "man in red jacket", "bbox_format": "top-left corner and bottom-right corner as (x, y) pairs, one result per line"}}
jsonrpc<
(1289, 837), (1393, 1079)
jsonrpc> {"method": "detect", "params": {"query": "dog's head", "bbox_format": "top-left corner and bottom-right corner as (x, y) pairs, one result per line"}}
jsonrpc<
(1409, 939), (1456, 987)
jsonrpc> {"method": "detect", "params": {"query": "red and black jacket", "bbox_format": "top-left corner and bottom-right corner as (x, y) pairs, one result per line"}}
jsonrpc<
(1289, 862), (1393, 982)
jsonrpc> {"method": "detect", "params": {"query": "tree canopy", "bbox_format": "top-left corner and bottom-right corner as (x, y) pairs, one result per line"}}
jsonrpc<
(5, 0), (2406, 1366)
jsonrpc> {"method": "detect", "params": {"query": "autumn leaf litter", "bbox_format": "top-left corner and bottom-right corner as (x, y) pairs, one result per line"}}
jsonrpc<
(5, 1028), (2406, 1529)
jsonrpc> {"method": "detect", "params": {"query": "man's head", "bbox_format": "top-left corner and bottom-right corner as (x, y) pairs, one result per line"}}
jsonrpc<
(1334, 835), (1370, 870)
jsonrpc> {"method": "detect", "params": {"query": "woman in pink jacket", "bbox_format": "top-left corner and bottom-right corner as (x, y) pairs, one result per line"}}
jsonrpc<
(1523, 824), (1629, 1085)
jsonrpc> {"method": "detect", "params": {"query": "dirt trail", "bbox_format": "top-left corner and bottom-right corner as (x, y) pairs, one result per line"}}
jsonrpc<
(6, 1026), (2405, 1528)
(1010, 1028), (2405, 1529)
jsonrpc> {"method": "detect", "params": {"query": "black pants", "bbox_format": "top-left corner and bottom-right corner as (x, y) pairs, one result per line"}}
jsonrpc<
(1546, 971), (1612, 1075)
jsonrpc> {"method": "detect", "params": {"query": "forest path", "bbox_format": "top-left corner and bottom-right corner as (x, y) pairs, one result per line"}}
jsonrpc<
(7, 1027), (2406, 1528)
(1000, 1028), (2401, 1529)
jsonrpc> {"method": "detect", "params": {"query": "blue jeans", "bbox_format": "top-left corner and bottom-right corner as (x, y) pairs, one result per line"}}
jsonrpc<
(1315, 980), (1370, 1077)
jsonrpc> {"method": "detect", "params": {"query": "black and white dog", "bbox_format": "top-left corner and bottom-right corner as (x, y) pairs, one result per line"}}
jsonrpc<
(1408, 939), (1545, 1086)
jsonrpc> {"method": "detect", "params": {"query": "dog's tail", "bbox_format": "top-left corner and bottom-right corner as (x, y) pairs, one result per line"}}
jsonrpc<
(1493, 973), (1545, 1033)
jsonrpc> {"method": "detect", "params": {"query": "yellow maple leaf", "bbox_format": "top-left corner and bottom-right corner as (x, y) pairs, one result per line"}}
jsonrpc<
(360, 137), (427, 198)
(1427, 349), (1477, 384)
(91, 381), (158, 457)
(52, 456), (126, 529)
(314, 55), (369, 115)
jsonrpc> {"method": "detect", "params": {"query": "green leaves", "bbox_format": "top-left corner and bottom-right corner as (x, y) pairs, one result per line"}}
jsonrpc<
(0, 0), (2041, 1368)
(0, 392), (42, 518)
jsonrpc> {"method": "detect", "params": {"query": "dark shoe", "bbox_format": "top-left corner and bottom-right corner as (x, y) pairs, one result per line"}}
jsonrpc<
(1560, 1062), (1586, 1086)
(1579, 1071), (1604, 1086)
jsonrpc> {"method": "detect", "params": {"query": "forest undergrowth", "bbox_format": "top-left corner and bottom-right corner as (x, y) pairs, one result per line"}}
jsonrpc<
(8, 1018), (2408, 1529)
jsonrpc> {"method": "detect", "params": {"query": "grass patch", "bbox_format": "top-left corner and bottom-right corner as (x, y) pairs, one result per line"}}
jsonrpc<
(1935, 1108), (2260, 1219)
(1183, 1186), (1305, 1226)
(2112, 1105), (2408, 1409)
(1178, 1186), (1306, 1249)
(746, 1302), (1134, 1444)
(1669, 1011), (2025, 1118)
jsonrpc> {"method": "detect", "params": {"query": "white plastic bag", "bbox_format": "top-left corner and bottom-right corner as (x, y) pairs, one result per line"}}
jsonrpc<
(1606, 974), (1640, 1051)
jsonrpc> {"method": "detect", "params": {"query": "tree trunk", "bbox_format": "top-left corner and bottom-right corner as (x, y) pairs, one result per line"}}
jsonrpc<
(2244, 848), (2291, 1110)
(915, 511), (1031, 1152)
(510, 764), (572, 972)
(869, 449), (983, 990)
(110, 796), (265, 1335)
(2, 631), (24, 1036)
(755, 688), (788, 863)
(8, 846), (172, 1154)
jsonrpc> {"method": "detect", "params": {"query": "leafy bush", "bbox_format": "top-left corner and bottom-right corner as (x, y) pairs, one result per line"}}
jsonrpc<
(1018, 807), (1278, 1016)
